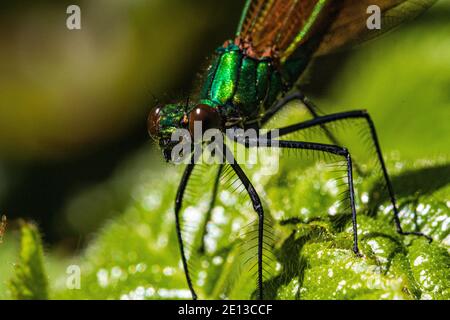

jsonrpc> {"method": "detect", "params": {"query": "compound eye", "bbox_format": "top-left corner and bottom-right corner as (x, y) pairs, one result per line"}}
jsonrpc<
(188, 104), (221, 136)
(147, 107), (161, 141)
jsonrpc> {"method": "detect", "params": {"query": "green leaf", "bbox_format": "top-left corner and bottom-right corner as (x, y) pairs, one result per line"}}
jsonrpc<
(51, 148), (449, 300)
(408, 239), (450, 300)
(9, 222), (49, 300)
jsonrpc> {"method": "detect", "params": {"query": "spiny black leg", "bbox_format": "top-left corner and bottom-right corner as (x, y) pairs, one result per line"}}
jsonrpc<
(198, 164), (224, 254)
(276, 110), (432, 242)
(174, 162), (198, 300)
(299, 93), (346, 148)
(363, 116), (432, 242)
(262, 91), (363, 173)
(241, 137), (362, 256)
(260, 91), (307, 125)
(261, 91), (333, 140)
(300, 94), (365, 175)
(228, 159), (264, 300)
(345, 152), (362, 256)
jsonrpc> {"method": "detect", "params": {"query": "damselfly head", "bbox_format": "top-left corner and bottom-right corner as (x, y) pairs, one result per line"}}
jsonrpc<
(148, 103), (188, 161)
(148, 103), (222, 162)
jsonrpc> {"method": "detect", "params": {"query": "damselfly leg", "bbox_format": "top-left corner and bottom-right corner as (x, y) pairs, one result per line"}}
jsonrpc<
(261, 91), (362, 172)
(174, 159), (198, 300)
(228, 157), (265, 300)
(264, 91), (432, 242)
(237, 136), (362, 256)
(174, 148), (266, 300)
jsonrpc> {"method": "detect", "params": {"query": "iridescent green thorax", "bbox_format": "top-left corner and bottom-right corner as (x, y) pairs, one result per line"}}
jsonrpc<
(199, 42), (287, 124)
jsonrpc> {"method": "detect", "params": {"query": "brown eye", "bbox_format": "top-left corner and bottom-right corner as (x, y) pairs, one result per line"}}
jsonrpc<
(147, 107), (161, 141)
(189, 104), (221, 136)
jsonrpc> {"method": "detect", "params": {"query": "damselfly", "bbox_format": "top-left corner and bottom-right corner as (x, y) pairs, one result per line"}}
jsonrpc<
(147, 0), (436, 300)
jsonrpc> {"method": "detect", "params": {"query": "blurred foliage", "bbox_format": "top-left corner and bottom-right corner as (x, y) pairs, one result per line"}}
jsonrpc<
(0, 215), (6, 243)
(0, 0), (448, 300)
(0, 0), (243, 244)
(8, 222), (49, 299)
(308, 0), (450, 161)
(0, 0), (242, 160)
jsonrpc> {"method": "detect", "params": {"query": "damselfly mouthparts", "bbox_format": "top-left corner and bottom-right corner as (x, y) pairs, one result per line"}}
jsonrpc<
(147, 0), (436, 300)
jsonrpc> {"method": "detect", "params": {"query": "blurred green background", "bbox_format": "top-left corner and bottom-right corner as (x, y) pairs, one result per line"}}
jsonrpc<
(0, 0), (448, 299)
(0, 0), (244, 243)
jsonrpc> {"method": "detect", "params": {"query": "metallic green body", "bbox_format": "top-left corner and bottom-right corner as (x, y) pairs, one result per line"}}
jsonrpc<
(199, 43), (285, 123)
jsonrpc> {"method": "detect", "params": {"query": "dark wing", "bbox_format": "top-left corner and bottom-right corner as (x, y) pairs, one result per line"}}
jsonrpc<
(315, 0), (438, 56)
(236, 0), (334, 60)
(236, 0), (437, 60)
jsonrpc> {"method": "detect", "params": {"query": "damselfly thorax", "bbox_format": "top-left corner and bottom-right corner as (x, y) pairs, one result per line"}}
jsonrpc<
(198, 38), (285, 128)
(176, 36), (316, 133)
